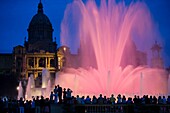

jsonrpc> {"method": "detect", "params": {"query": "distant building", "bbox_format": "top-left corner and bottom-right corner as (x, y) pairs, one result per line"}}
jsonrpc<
(151, 41), (164, 68)
(0, 54), (13, 76)
(58, 46), (81, 69)
(120, 39), (147, 68)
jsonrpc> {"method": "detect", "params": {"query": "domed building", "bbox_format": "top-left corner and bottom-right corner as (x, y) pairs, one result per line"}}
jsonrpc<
(26, 2), (55, 52)
(13, 1), (58, 84)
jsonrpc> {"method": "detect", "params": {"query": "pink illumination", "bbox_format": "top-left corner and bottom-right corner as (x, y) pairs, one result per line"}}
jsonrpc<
(57, 0), (168, 97)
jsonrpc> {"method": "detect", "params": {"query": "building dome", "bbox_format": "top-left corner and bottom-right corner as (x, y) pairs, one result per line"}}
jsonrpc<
(27, 2), (53, 43)
(29, 13), (52, 28)
(28, 1), (52, 27)
(26, 1), (56, 52)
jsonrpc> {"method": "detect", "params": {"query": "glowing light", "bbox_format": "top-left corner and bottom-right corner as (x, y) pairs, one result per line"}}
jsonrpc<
(63, 47), (66, 52)
(17, 86), (19, 90)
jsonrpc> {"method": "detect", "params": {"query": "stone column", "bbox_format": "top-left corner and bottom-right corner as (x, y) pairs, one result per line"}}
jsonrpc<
(34, 57), (35, 68)
(48, 57), (50, 68)
(37, 58), (39, 68)
(26, 71), (28, 79)
(45, 57), (47, 68)
(35, 57), (37, 68)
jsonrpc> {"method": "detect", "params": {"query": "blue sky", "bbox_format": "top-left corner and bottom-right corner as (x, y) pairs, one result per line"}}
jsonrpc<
(0, 0), (170, 67)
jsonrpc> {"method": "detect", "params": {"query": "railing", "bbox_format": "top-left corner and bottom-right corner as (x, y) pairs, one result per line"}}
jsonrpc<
(3, 104), (170, 113)
(74, 104), (170, 113)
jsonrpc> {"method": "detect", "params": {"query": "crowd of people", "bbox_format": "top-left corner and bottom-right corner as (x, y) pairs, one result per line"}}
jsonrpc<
(1, 84), (170, 113)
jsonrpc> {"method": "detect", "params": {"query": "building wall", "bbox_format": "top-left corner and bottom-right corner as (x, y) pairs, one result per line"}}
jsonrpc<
(0, 54), (13, 76)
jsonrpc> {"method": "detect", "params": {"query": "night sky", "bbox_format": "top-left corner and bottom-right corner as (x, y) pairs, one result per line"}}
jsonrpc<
(0, 0), (170, 67)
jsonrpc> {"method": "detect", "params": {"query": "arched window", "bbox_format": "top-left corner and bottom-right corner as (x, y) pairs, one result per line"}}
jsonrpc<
(50, 59), (55, 67)
(28, 73), (33, 78)
(39, 58), (45, 67)
(62, 57), (66, 67)
(28, 58), (34, 68)
(38, 72), (42, 77)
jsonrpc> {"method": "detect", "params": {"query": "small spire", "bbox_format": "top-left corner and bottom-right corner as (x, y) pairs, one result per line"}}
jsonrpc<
(38, 0), (43, 13)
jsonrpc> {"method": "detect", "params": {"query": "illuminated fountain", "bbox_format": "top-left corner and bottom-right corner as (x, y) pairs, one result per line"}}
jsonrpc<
(42, 68), (50, 88)
(55, 0), (168, 97)
(18, 81), (23, 99)
(25, 69), (52, 100)
(21, 0), (168, 99)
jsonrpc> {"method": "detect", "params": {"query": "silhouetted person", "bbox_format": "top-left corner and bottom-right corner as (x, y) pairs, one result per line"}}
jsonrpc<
(63, 88), (67, 104)
(81, 96), (85, 104)
(117, 94), (122, 104)
(97, 94), (103, 104)
(31, 98), (36, 113)
(92, 96), (97, 104)
(76, 95), (81, 104)
(127, 98), (134, 113)
(53, 85), (58, 94)
(57, 85), (62, 104)
(158, 96), (162, 104)
(103, 96), (107, 104)
(35, 96), (40, 113)
(110, 94), (116, 104)
(54, 92), (58, 104)
(44, 98), (50, 113)
(40, 96), (45, 113)
(133, 95), (138, 104)
(66, 88), (73, 104)
(149, 96), (153, 104)
(25, 100), (31, 113)
(167, 96), (170, 104)
(145, 95), (150, 104)
(85, 96), (91, 104)
(19, 97), (24, 113)
(127, 97), (133, 104)
(122, 95), (126, 104)
(162, 96), (166, 104)
(153, 96), (157, 104)
(53, 85), (58, 104)
(50, 91), (54, 103)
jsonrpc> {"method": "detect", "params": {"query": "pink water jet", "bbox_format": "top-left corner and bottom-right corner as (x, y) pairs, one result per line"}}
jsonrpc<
(56, 0), (168, 97)
(25, 70), (52, 100)
(18, 81), (23, 99)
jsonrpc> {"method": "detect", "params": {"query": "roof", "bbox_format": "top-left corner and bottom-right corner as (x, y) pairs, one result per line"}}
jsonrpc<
(28, 2), (52, 29)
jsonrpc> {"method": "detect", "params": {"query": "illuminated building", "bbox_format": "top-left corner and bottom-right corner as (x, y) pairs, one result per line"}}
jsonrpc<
(12, 1), (58, 80)
(151, 41), (164, 68)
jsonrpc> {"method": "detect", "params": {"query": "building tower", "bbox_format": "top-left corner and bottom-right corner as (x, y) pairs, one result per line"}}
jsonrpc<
(25, 1), (56, 52)
(151, 41), (164, 68)
(13, 1), (58, 82)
